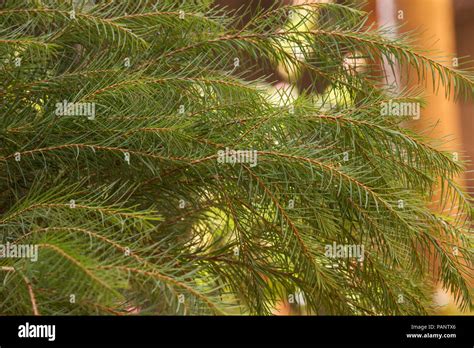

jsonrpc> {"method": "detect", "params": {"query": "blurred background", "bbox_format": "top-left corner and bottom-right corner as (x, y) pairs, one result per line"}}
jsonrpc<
(214, 0), (474, 315)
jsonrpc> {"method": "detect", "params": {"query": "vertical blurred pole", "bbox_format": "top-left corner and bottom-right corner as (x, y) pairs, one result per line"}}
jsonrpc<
(455, 1), (474, 200)
(376, 0), (399, 88)
(396, 0), (462, 149)
(391, 0), (466, 313)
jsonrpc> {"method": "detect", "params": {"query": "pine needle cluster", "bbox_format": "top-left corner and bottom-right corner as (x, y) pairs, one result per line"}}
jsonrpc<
(0, 0), (472, 315)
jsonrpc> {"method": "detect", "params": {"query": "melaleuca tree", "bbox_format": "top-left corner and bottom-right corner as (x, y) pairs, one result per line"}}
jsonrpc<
(0, 0), (472, 315)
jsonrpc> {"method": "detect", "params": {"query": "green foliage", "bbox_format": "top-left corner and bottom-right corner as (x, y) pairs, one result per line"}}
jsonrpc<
(0, 0), (472, 315)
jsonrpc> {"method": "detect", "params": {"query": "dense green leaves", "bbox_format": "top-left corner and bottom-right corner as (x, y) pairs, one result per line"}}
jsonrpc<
(0, 0), (472, 315)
